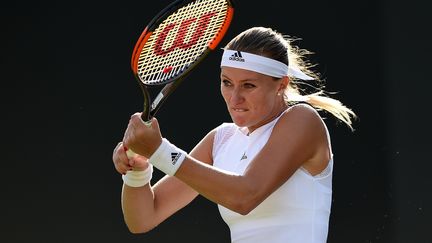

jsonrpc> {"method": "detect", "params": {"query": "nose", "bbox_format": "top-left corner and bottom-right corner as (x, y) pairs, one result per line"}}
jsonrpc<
(230, 87), (244, 105)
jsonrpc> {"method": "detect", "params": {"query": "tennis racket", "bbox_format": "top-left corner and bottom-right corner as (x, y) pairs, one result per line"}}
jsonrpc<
(125, 0), (235, 157)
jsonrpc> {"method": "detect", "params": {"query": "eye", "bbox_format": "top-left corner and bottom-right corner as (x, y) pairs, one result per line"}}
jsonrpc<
(243, 83), (256, 88)
(222, 79), (232, 87)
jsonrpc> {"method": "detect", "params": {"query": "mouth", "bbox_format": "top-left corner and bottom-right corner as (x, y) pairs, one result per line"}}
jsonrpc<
(232, 108), (248, 112)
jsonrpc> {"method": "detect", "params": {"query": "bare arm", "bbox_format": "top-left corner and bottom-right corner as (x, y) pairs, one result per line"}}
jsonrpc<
(122, 105), (330, 216)
(114, 130), (217, 233)
(120, 175), (197, 233)
(174, 105), (330, 214)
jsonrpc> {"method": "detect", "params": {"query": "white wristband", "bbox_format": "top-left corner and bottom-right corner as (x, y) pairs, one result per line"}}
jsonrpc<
(149, 138), (187, 176)
(122, 164), (153, 187)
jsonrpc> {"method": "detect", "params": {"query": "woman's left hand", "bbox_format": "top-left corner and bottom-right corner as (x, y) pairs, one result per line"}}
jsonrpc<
(122, 113), (163, 158)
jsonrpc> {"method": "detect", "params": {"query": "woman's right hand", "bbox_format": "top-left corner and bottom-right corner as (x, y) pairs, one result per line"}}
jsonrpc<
(112, 142), (151, 175)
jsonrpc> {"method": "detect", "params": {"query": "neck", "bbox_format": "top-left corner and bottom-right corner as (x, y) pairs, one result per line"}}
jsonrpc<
(247, 103), (288, 135)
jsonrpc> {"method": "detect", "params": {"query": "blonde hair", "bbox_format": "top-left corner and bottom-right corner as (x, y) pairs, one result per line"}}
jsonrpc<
(225, 27), (357, 131)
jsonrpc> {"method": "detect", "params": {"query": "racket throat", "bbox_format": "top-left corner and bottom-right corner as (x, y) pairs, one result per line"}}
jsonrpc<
(149, 82), (177, 118)
(141, 85), (152, 122)
(151, 93), (164, 112)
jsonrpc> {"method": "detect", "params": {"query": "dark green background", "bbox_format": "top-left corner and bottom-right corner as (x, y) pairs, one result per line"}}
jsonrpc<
(2, 0), (431, 242)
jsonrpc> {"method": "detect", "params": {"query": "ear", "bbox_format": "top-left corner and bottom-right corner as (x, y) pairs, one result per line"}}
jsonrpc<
(278, 76), (290, 93)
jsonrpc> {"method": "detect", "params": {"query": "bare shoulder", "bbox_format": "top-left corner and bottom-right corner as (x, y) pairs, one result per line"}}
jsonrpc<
(277, 103), (325, 132)
(270, 103), (330, 175)
(189, 126), (218, 165)
(272, 103), (326, 150)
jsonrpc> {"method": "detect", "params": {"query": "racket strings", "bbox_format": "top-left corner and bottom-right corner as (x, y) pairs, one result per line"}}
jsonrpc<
(140, 1), (225, 81)
(137, 0), (230, 85)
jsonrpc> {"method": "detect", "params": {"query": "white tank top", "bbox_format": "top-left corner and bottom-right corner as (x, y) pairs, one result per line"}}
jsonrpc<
(212, 110), (333, 243)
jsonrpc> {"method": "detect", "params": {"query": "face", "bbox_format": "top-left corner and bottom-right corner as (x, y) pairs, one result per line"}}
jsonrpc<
(220, 66), (288, 133)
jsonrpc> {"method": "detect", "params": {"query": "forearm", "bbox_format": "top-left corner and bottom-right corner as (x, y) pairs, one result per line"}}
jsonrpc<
(121, 173), (200, 233)
(145, 138), (259, 215)
(121, 183), (157, 233)
(175, 156), (257, 215)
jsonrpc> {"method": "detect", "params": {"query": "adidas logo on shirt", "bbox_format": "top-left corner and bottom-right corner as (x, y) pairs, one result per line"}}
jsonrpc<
(171, 152), (182, 165)
(229, 51), (245, 62)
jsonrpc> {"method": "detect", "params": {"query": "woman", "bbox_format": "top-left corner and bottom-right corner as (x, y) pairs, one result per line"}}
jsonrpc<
(113, 26), (356, 243)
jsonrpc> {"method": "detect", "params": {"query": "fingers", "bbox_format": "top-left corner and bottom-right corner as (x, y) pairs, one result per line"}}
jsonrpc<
(122, 113), (145, 149)
(113, 142), (151, 175)
(130, 155), (151, 170)
(123, 115), (162, 158)
(130, 113), (158, 129)
(130, 113), (153, 128)
(113, 142), (132, 175)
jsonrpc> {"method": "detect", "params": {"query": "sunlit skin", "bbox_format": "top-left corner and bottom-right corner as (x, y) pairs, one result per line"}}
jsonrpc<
(220, 66), (289, 134)
(113, 67), (332, 234)
(113, 25), (355, 237)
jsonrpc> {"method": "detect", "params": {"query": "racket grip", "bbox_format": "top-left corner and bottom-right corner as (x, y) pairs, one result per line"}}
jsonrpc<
(141, 119), (153, 127)
(125, 148), (137, 159)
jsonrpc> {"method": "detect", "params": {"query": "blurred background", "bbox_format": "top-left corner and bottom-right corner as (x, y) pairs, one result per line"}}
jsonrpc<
(2, 0), (431, 242)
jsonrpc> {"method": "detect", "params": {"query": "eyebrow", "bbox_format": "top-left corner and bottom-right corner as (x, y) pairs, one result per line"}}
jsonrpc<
(220, 74), (259, 82)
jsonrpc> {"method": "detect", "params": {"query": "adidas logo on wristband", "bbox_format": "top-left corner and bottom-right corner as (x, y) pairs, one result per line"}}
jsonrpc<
(171, 152), (182, 165)
(149, 138), (187, 176)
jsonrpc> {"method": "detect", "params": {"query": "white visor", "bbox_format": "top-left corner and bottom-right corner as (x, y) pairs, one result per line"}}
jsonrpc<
(220, 50), (314, 80)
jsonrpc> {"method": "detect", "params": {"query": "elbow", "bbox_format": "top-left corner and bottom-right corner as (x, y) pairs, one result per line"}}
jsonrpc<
(227, 186), (262, 215)
(128, 227), (151, 235)
(231, 198), (259, 215)
(232, 204), (254, 216)
(125, 221), (157, 234)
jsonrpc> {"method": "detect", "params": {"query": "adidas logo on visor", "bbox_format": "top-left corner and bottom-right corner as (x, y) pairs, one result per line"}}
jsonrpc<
(228, 51), (245, 62)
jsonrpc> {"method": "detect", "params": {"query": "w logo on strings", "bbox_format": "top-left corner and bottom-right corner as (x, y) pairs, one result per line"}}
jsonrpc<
(154, 12), (217, 56)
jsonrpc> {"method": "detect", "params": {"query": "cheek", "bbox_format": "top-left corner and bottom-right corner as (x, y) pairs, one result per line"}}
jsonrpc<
(252, 93), (277, 110)
(220, 87), (230, 102)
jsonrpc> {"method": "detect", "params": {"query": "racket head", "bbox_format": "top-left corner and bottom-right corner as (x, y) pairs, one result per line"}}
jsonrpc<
(131, 0), (235, 86)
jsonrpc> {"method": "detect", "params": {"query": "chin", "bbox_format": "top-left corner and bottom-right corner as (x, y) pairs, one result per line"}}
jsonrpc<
(230, 115), (242, 125)
(230, 112), (255, 127)
(231, 117), (249, 127)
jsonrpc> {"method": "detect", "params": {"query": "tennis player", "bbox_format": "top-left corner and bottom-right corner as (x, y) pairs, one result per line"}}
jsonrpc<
(113, 26), (356, 243)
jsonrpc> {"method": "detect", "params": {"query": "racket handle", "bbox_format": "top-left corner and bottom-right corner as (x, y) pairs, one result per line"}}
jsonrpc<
(125, 148), (137, 158)
(141, 119), (152, 127)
